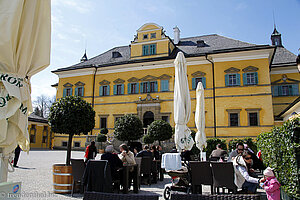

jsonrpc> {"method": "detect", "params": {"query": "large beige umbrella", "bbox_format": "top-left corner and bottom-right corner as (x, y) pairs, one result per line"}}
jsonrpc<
(0, 0), (51, 181)
(195, 82), (207, 159)
(174, 52), (194, 152)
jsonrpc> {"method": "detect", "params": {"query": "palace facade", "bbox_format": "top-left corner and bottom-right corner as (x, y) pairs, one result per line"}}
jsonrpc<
(51, 23), (299, 149)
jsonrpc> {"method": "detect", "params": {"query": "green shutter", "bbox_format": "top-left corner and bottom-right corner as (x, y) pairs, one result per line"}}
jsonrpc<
(81, 87), (84, 96)
(154, 81), (158, 92)
(225, 74), (229, 86)
(161, 80), (169, 91)
(121, 84), (124, 94)
(106, 85), (110, 96)
(147, 82), (150, 93)
(202, 77), (206, 89)
(278, 86), (282, 96)
(136, 82), (139, 93)
(254, 72), (258, 85)
(74, 87), (78, 96)
(113, 85), (117, 95)
(128, 83), (131, 94)
(63, 88), (66, 97)
(236, 74), (240, 86)
(99, 86), (103, 96)
(243, 73), (247, 85)
(140, 82), (144, 93)
(292, 84), (299, 96)
(272, 86), (278, 96)
(143, 45), (149, 56)
(192, 78), (196, 89)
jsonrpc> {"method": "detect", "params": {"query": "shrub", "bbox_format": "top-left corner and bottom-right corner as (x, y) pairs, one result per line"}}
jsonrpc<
(203, 138), (227, 159)
(143, 134), (154, 145)
(148, 120), (172, 144)
(257, 117), (299, 198)
(97, 134), (107, 143)
(114, 114), (143, 142)
(100, 128), (108, 135)
(48, 96), (95, 165)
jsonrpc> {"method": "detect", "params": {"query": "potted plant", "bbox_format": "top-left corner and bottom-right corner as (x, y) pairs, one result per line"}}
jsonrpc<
(148, 120), (172, 145)
(48, 96), (95, 193)
(143, 134), (154, 145)
(97, 131), (107, 153)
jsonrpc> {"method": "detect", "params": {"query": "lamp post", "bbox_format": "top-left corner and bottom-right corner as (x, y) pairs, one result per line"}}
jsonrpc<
(297, 48), (300, 73)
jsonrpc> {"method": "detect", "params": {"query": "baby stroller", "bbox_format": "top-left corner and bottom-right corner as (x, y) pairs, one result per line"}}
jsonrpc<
(161, 153), (192, 200)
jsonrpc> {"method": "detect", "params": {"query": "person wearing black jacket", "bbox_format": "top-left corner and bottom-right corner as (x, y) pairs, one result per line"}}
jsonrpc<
(101, 145), (123, 180)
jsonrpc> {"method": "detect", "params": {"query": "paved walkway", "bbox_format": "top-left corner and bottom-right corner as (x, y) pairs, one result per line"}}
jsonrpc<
(8, 150), (205, 200)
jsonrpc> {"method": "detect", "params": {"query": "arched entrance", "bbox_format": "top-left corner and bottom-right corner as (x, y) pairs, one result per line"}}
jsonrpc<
(143, 111), (154, 128)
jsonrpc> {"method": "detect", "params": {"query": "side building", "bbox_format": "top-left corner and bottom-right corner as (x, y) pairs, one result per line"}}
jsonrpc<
(51, 23), (299, 149)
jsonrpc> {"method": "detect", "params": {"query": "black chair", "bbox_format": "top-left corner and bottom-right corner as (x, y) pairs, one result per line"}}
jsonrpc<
(70, 159), (86, 196)
(211, 162), (237, 194)
(140, 156), (152, 185)
(189, 161), (214, 194)
(84, 191), (159, 200)
(134, 157), (142, 189)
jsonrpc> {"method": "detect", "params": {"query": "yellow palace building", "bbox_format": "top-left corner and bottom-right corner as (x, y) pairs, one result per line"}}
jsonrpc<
(51, 23), (299, 149)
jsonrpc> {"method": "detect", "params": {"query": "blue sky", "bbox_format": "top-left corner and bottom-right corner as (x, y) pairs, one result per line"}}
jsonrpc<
(30, 0), (300, 101)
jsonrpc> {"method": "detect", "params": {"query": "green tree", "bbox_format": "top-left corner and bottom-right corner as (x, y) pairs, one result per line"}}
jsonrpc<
(143, 134), (154, 145)
(97, 133), (107, 149)
(114, 114), (143, 142)
(148, 120), (172, 145)
(100, 128), (108, 135)
(204, 138), (227, 159)
(48, 96), (95, 165)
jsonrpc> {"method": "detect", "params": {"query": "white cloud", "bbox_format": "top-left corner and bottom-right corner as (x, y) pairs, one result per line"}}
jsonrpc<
(52, 0), (93, 14)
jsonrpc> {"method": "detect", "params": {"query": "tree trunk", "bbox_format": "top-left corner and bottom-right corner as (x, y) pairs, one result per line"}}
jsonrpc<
(66, 134), (73, 166)
(158, 141), (161, 146)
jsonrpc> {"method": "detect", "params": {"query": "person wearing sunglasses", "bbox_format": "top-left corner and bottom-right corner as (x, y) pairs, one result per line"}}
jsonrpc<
(233, 150), (261, 193)
(228, 142), (244, 162)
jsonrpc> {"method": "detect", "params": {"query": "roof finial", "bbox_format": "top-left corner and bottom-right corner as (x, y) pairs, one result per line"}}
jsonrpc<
(81, 49), (88, 62)
(273, 10), (276, 30)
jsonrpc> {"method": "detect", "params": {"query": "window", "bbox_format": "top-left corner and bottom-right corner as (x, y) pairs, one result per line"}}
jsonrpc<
(128, 83), (139, 94)
(143, 34), (148, 39)
(230, 113), (239, 127)
(100, 85), (110, 96)
(249, 113), (258, 126)
(142, 44), (156, 56)
(100, 117), (107, 129)
(75, 86), (84, 97)
(227, 109), (241, 127)
(63, 87), (72, 97)
(140, 81), (158, 93)
(74, 142), (81, 147)
(243, 72), (258, 85)
(192, 77), (206, 89)
(161, 80), (169, 92)
(30, 125), (36, 143)
(113, 84), (124, 95)
(272, 84), (299, 96)
(150, 33), (156, 39)
(225, 73), (240, 86)
(162, 116), (169, 123)
(42, 126), (48, 143)
(62, 141), (68, 147)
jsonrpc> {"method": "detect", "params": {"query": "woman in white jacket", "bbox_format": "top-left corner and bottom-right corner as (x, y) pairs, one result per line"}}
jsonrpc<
(233, 151), (260, 193)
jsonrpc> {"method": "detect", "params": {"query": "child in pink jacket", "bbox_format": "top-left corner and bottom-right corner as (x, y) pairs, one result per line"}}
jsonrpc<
(260, 167), (281, 200)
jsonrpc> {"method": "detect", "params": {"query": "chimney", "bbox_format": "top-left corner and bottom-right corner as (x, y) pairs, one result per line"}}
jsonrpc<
(173, 26), (180, 45)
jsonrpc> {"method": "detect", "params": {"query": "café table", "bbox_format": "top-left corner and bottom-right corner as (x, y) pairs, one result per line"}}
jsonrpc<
(120, 164), (138, 194)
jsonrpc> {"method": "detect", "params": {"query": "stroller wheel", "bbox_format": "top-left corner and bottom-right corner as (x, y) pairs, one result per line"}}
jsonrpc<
(163, 186), (171, 200)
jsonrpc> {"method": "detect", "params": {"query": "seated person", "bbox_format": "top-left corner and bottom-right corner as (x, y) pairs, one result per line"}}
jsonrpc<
(181, 150), (192, 161)
(101, 145), (123, 180)
(233, 151), (261, 194)
(209, 144), (227, 161)
(244, 144), (265, 171)
(136, 145), (153, 158)
(228, 142), (244, 162)
(118, 144), (136, 166)
(170, 146), (177, 153)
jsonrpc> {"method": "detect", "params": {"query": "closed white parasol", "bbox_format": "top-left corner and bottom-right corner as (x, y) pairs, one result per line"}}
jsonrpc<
(0, 0), (51, 181)
(195, 82), (207, 157)
(174, 52), (194, 152)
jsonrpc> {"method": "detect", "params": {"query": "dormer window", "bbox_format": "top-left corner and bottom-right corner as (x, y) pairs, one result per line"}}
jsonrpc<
(112, 51), (121, 58)
(150, 33), (156, 39)
(197, 40), (206, 47)
(143, 44), (156, 56)
(143, 34), (148, 40)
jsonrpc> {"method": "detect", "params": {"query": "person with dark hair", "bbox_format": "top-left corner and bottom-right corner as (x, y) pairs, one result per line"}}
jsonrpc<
(233, 151), (260, 193)
(118, 143), (136, 165)
(150, 145), (159, 160)
(209, 144), (228, 160)
(84, 141), (97, 163)
(228, 142), (244, 162)
(136, 145), (153, 158)
(13, 145), (21, 168)
(170, 146), (177, 153)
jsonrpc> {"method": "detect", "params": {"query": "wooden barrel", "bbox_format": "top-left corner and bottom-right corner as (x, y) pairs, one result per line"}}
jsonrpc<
(53, 164), (73, 194)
